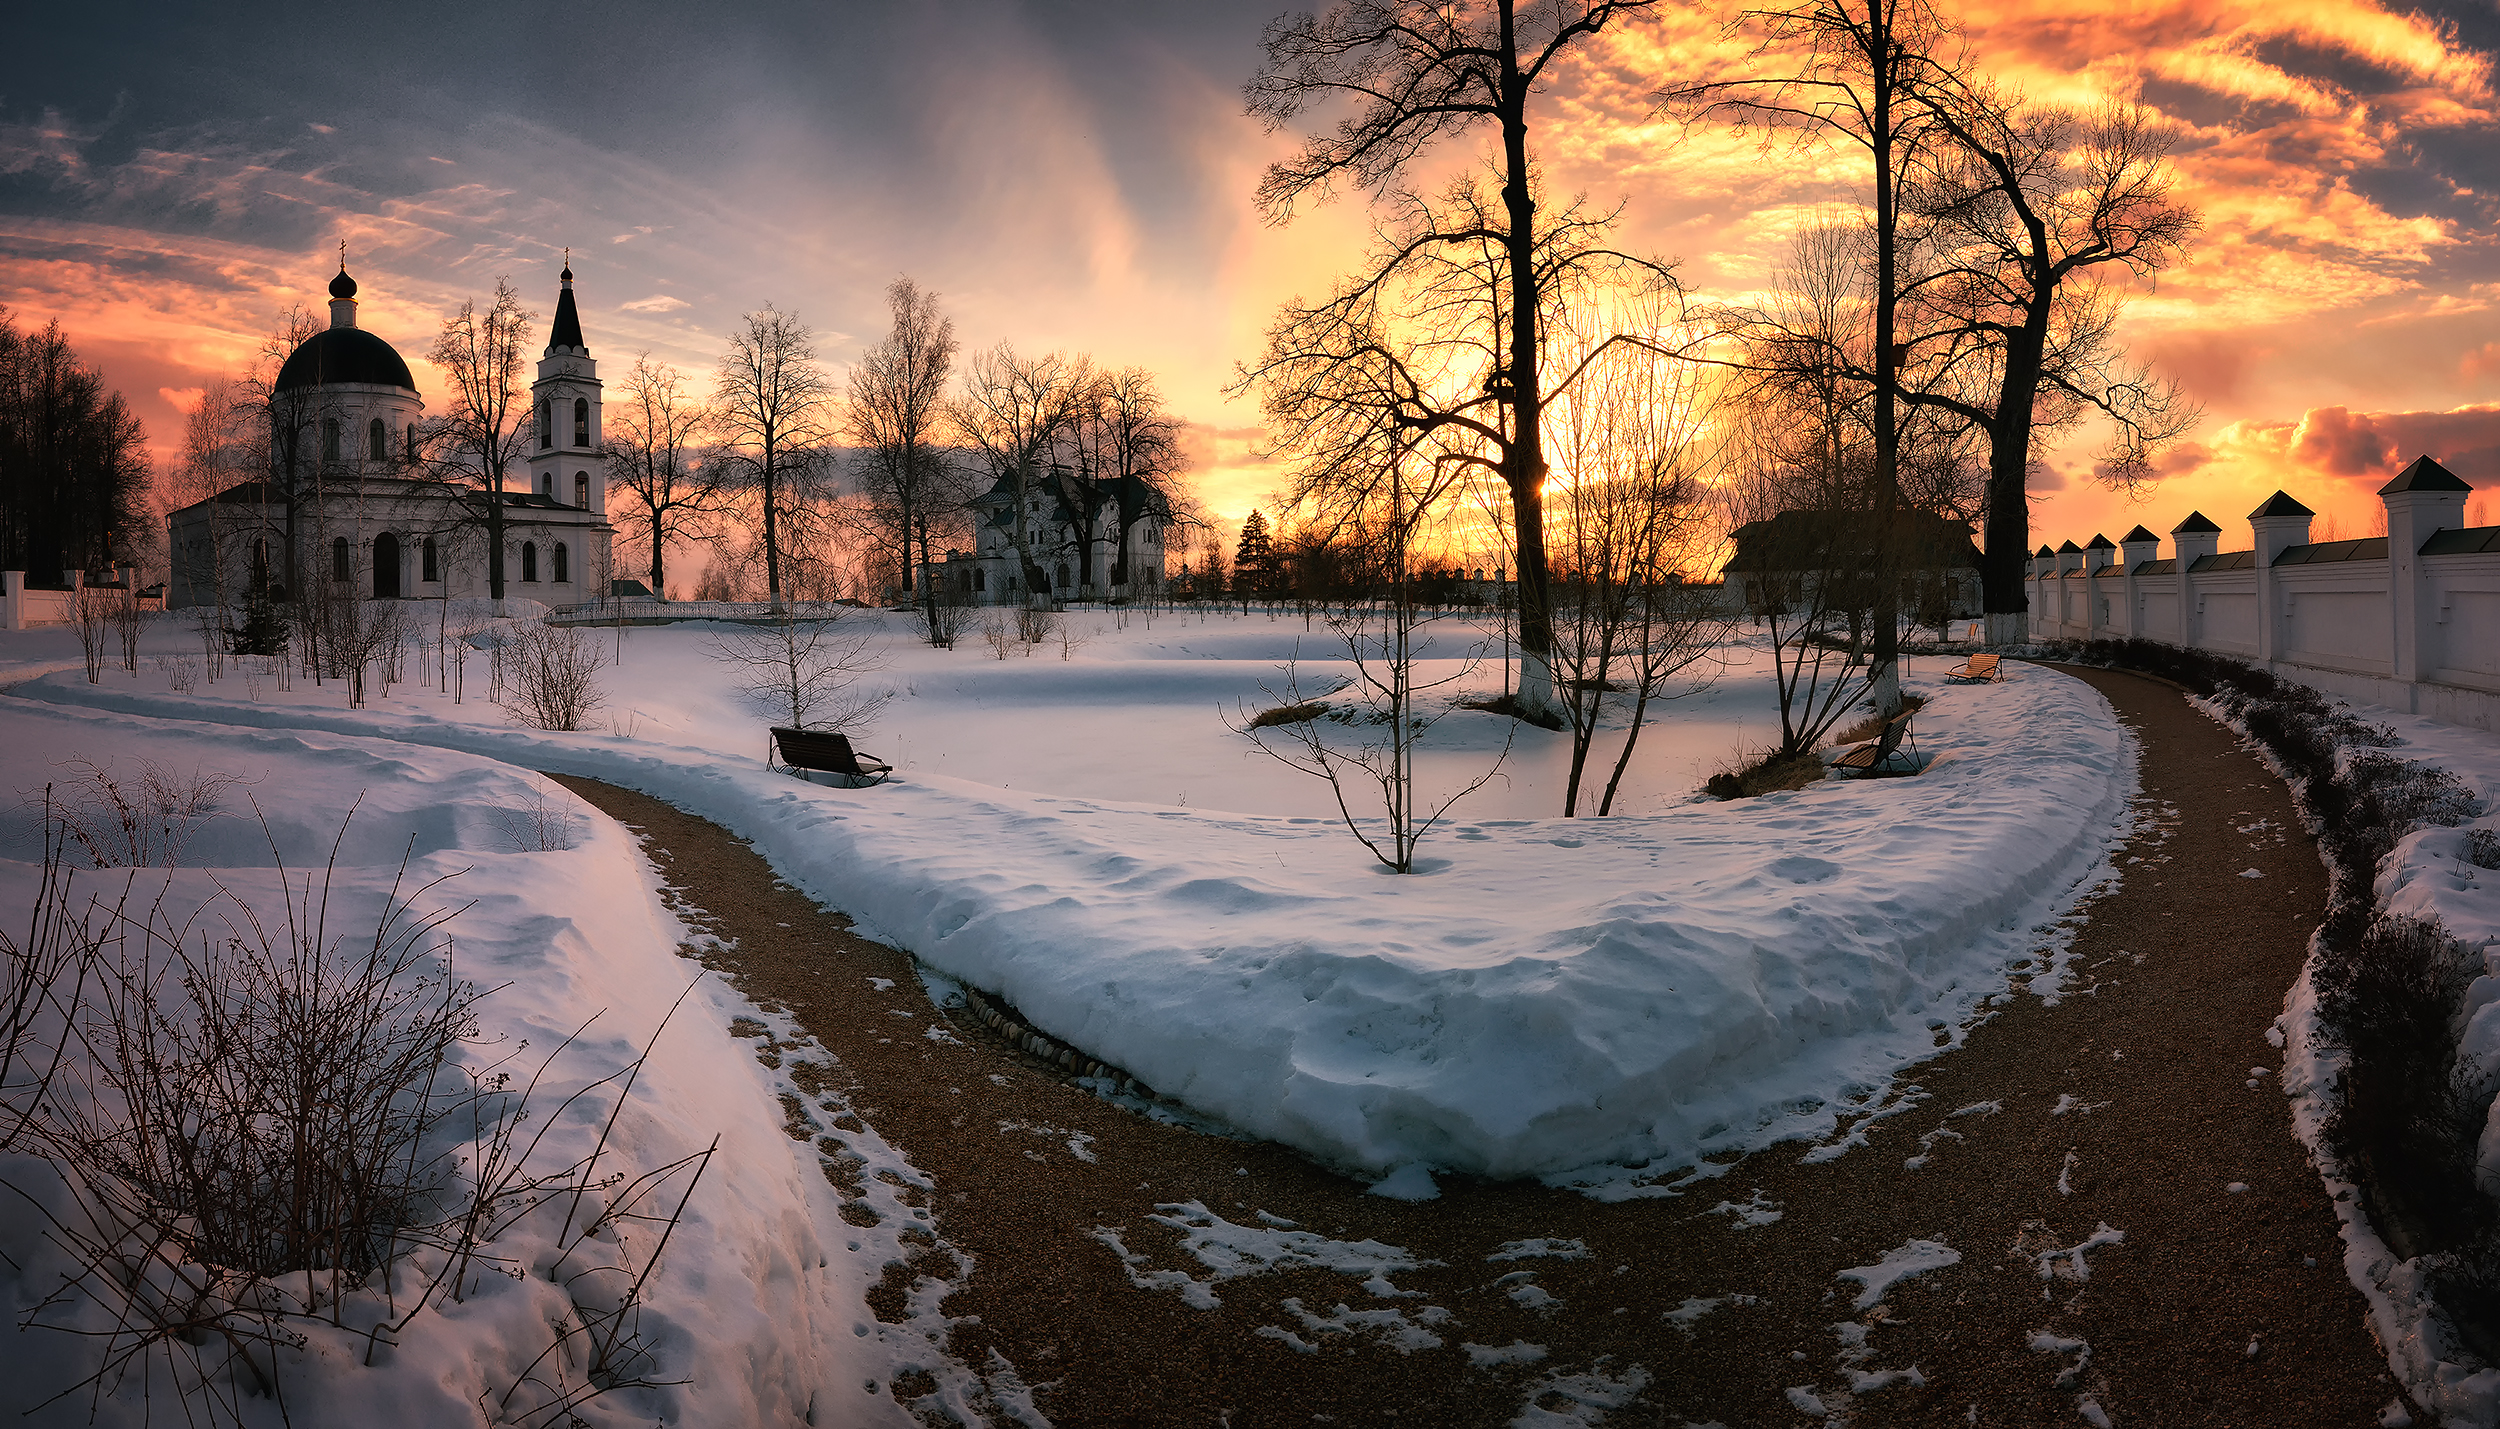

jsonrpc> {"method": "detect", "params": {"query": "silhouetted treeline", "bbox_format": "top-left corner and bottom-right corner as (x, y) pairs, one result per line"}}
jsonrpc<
(0, 309), (152, 582)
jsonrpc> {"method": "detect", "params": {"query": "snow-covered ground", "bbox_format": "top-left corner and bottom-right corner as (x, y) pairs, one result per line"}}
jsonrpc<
(0, 681), (913, 1427)
(5, 611), (2133, 1192)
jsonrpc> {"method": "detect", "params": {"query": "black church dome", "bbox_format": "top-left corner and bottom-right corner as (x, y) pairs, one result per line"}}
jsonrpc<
(273, 327), (417, 393)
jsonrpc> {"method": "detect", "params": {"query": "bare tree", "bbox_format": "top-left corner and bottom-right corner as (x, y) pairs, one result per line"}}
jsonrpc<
(702, 609), (888, 733)
(712, 304), (835, 610)
(169, 380), (259, 675)
(605, 354), (723, 600)
(1544, 300), (1730, 814)
(1247, 0), (1661, 722)
(951, 344), (1090, 604)
(1909, 95), (2199, 643)
(426, 280), (535, 614)
(843, 278), (964, 636)
(1662, 0), (1965, 716)
(1235, 438), (1510, 874)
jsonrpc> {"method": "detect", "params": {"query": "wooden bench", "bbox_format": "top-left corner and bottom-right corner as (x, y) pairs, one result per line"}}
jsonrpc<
(1832, 708), (1919, 777)
(767, 727), (892, 786)
(1946, 651), (2003, 682)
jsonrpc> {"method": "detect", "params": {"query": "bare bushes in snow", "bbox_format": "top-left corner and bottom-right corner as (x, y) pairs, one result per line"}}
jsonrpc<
(0, 805), (711, 1425)
(499, 621), (606, 732)
(25, 756), (248, 868)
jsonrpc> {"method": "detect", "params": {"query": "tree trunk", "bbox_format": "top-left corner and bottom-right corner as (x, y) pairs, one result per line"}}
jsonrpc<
(761, 427), (783, 609)
(1867, 0), (1904, 718)
(648, 503), (667, 599)
(1981, 310), (2051, 648)
(1499, 2), (1560, 721)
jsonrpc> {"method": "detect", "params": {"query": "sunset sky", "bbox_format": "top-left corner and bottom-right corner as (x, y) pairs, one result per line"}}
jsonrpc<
(6, 0), (2497, 569)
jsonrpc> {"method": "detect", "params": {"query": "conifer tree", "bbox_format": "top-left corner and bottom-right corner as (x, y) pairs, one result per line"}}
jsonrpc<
(1234, 510), (1276, 596)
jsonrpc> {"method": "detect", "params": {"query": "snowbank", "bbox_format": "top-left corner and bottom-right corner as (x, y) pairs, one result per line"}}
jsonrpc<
(2264, 705), (2500, 1427)
(0, 699), (903, 1427)
(13, 632), (2135, 1185)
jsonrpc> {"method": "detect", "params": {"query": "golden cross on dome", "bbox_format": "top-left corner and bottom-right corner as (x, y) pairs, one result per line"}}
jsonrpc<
(338, 239), (347, 268)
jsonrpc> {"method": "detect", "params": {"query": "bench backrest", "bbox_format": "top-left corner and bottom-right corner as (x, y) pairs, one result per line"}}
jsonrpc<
(773, 727), (862, 772)
(1872, 708), (1913, 759)
(1966, 652), (2000, 677)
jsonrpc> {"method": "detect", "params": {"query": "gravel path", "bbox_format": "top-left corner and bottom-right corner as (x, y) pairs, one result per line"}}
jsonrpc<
(548, 662), (2402, 1427)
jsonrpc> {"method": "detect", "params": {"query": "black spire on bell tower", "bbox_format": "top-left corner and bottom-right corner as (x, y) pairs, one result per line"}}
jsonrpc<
(547, 251), (585, 355)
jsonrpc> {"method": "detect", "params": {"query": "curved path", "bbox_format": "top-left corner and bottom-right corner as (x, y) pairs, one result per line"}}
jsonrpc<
(552, 663), (2400, 1427)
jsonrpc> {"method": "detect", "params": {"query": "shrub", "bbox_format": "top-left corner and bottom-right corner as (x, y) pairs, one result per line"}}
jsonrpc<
(498, 622), (605, 731)
(0, 809), (711, 1424)
(1248, 700), (1329, 729)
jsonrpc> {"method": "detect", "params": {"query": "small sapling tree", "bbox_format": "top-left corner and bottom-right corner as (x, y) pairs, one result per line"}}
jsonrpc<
(702, 608), (889, 732)
(1233, 440), (1511, 873)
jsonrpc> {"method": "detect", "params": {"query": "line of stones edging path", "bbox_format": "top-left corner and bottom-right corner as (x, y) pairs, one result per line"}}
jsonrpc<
(548, 663), (2403, 1428)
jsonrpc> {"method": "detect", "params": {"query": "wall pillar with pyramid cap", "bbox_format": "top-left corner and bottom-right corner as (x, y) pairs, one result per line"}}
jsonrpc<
(2248, 491), (2313, 663)
(2172, 511), (2220, 650)
(2118, 526), (2160, 641)
(2082, 534), (2117, 639)
(2382, 455), (2473, 685)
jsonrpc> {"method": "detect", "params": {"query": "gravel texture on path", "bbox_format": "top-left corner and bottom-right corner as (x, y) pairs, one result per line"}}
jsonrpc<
(547, 663), (2403, 1428)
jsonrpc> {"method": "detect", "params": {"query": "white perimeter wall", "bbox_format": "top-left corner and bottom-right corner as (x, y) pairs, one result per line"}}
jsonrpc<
(2027, 494), (2500, 734)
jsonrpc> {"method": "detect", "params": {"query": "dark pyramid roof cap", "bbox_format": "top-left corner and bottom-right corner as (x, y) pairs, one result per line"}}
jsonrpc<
(273, 326), (416, 393)
(547, 269), (586, 354)
(2379, 454), (2472, 494)
(2085, 532), (2117, 549)
(2057, 540), (2082, 553)
(2121, 525), (2161, 543)
(328, 266), (358, 300)
(2249, 490), (2314, 519)
(2036, 544), (2055, 557)
(2172, 511), (2221, 533)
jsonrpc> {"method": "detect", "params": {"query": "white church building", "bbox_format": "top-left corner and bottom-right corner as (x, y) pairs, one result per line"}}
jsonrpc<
(169, 262), (616, 612)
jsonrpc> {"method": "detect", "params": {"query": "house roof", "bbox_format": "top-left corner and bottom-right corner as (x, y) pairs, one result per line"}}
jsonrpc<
(2173, 511), (2221, 533)
(2085, 533), (2116, 549)
(2249, 490), (2314, 519)
(1720, 508), (1980, 573)
(2121, 525), (2160, 543)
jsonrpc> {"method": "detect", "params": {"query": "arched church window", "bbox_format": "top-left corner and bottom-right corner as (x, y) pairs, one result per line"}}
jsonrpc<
(573, 398), (589, 448)
(553, 542), (569, 583)
(406, 424), (419, 460)
(973, 568), (986, 592)
(322, 419), (340, 463)
(368, 418), (387, 462)
(575, 473), (589, 509)
(541, 473), (553, 497)
(537, 401), (551, 450)
(1054, 564), (1068, 590)
(331, 537), (350, 582)
(422, 537), (439, 582)
(521, 542), (539, 582)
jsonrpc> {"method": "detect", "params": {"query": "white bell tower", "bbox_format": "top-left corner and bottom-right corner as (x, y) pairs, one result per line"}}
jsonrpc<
(528, 257), (603, 516)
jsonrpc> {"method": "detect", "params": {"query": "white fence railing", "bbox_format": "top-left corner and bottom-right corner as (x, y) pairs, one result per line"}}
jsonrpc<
(545, 598), (873, 624)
